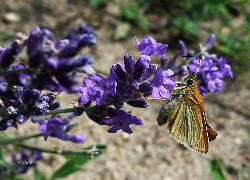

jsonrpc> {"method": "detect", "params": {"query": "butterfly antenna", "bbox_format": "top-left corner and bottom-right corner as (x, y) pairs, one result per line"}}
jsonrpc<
(158, 56), (177, 65)
(186, 56), (203, 76)
(158, 55), (195, 66)
(194, 57), (202, 75)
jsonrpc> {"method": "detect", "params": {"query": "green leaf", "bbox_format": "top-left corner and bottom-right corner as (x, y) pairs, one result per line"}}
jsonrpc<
(209, 159), (226, 180)
(88, 0), (111, 7)
(247, 128), (250, 151)
(0, 149), (3, 159)
(137, 17), (149, 28)
(171, 16), (199, 40)
(0, 132), (9, 141)
(217, 45), (234, 55)
(0, 149), (16, 172)
(0, 160), (17, 178)
(50, 145), (106, 180)
(34, 167), (47, 180)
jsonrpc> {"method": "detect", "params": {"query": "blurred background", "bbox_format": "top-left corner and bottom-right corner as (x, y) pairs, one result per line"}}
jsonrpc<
(0, 0), (250, 179)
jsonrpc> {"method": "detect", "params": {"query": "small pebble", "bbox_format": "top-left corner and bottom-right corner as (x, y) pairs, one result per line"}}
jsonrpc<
(4, 12), (21, 23)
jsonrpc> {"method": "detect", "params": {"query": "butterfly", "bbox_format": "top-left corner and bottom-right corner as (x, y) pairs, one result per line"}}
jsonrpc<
(157, 58), (218, 153)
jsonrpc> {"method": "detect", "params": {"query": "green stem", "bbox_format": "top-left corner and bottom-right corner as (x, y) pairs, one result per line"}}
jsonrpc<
(48, 105), (99, 115)
(13, 143), (106, 155)
(14, 143), (59, 154)
(48, 108), (75, 115)
(0, 133), (43, 144)
(0, 67), (44, 77)
(0, 68), (25, 77)
(95, 68), (109, 77)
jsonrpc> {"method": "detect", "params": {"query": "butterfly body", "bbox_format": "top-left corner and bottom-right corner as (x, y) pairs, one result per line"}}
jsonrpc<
(157, 72), (217, 153)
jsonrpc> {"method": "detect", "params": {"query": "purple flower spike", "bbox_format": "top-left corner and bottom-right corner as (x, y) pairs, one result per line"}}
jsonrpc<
(178, 40), (187, 56)
(150, 69), (176, 100)
(0, 46), (16, 69)
(38, 117), (68, 141)
(135, 36), (168, 56)
(205, 34), (216, 47)
(27, 26), (42, 56)
(11, 149), (43, 174)
(102, 110), (143, 134)
(124, 54), (136, 74)
(112, 64), (127, 82)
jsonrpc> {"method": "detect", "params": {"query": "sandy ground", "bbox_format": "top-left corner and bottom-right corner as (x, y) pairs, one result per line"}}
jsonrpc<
(0, 1), (250, 180)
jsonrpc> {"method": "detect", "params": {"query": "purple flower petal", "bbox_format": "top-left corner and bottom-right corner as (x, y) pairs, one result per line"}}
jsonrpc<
(162, 69), (174, 76)
(38, 122), (48, 132)
(154, 43), (168, 55)
(158, 86), (171, 99)
(43, 129), (52, 141)
(66, 134), (87, 143)
(96, 90), (109, 105)
(54, 128), (66, 139)
(92, 74), (105, 85)
(135, 36), (168, 56)
(150, 69), (163, 87)
(102, 110), (143, 134)
(78, 87), (91, 105)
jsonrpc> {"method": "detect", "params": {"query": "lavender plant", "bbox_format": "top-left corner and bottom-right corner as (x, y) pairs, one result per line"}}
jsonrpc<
(0, 22), (233, 179)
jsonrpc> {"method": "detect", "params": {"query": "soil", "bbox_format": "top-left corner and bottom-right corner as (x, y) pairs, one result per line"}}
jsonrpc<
(0, 1), (250, 180)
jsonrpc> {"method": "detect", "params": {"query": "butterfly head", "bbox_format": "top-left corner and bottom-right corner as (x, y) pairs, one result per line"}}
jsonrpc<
(178, 72), (196, 87)
(178, 57), (202, 87)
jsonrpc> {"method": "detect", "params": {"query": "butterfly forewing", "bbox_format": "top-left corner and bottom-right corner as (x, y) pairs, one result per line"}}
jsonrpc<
(188, 125), (208, 153)
(157, 85), (203, 146)
(157, 95), (180, 126)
